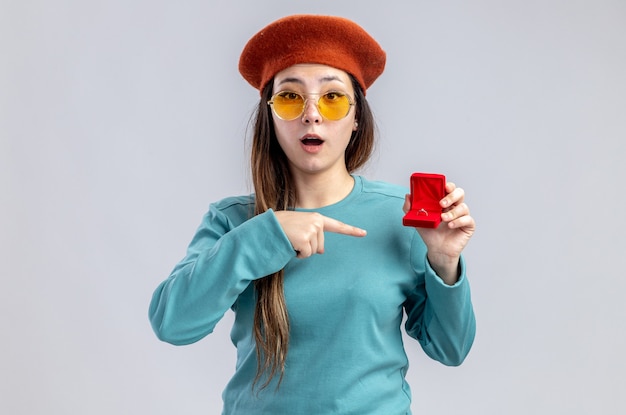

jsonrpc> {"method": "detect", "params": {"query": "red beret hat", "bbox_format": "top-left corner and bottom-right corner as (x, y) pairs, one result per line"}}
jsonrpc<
(239, 14), (386, 95)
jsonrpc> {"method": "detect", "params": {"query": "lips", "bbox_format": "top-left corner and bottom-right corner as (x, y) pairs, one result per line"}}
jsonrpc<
(299, 134), (324, 153)
(300, 134), (324, 146)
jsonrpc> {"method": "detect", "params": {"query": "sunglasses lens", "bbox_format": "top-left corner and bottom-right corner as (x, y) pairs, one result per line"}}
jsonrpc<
(271, 92), (305, 120)
(318, 92), (351, 120)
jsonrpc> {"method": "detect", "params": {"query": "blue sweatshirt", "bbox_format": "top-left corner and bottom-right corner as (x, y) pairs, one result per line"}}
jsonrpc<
(149, 175), (476, 414)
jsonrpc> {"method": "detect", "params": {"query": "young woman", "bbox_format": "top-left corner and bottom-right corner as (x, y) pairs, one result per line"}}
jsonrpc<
(149, 14), (476, 414)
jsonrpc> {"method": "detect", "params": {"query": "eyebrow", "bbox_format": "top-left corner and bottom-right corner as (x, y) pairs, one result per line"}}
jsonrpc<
(276, 75), (346, 87)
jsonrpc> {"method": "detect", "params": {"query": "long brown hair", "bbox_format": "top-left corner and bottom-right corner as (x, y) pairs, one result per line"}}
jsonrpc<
(250, 76), (376, 390)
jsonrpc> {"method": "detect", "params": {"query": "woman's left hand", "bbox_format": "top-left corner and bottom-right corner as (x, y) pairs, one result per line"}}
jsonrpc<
(403, 181), (475, 285)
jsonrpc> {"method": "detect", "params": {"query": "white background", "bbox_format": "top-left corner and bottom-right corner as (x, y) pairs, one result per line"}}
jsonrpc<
(2, 1), (625, 414)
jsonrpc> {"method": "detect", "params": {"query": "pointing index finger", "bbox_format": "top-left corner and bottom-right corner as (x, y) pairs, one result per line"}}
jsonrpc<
(322, 216), (367, 237)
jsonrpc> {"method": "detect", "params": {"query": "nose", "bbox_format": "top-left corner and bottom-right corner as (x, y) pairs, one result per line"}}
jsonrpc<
(301, 98), (322, 124)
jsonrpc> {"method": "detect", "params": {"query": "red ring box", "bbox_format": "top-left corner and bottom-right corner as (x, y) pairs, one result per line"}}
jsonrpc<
(402, 172), (446, 228)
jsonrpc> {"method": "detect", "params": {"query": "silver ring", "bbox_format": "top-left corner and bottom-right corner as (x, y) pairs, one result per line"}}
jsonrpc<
(418, 208), (428, 216)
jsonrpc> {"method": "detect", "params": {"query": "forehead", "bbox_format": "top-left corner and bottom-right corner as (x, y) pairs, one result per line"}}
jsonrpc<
(273, 64), (353, 91)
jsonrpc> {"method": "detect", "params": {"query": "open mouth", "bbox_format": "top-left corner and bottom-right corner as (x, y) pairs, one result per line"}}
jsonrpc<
(300, 136), (324, 146)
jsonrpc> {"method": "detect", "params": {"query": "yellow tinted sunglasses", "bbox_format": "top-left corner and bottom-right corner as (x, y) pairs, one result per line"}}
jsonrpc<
(267, 91), (355, 121)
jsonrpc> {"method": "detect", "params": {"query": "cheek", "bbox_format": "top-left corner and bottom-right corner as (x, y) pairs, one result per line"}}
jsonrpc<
(338, 118), (358, 142)
(272, 120), (296, 150)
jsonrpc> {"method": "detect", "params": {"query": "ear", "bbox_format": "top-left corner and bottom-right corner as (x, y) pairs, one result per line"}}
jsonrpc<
(353, 121), (358, 131)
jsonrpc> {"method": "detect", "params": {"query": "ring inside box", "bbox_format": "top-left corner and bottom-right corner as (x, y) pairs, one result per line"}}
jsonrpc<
(402, 173), (446, 228)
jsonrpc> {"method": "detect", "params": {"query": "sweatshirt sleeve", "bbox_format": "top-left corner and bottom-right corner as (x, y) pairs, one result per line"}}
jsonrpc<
(403, 235), (476, 366)
(148, 204), (295, 345)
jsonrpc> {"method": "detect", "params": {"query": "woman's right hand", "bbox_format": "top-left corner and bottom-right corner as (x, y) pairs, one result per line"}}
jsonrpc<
(274, 211), (367, 258)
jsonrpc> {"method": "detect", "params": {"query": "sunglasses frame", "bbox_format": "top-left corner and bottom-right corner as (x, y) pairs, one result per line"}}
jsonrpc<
(267, 90), (355, 121)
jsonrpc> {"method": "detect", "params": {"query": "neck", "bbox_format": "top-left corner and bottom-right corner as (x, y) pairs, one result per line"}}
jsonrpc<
(292, 170), (355, 209)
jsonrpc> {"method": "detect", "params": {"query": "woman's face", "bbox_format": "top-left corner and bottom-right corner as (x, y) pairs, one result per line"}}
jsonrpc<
(271, 64), (357, 178)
